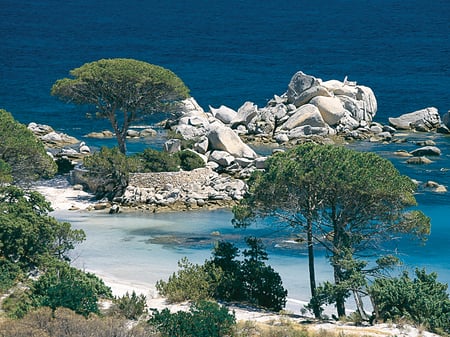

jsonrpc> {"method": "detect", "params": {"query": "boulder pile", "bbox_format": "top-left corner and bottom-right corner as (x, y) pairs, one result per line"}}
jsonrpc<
(119, 167), (247, 211)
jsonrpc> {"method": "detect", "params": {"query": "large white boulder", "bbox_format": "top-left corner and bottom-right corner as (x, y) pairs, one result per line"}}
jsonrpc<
(310, 96), (346, 126)
(231, 101), (258, 127)
(356, 85), (377, 120)
(389, 107), (441, 130)
(210, 105), (237, 124)
(208, 125), (258, 159)
(286, 71), (332, 107)
(281, 104), (327, 130)
(179, 97), (206, 116)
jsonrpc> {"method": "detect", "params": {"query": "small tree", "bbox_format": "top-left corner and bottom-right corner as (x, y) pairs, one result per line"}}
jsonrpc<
(51, 58), (190, 154)
(208, 241), (243, 302)
(241, 237), (287, 311)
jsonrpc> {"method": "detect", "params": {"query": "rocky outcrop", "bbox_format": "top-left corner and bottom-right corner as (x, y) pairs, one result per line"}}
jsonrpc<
(28, 122), (79, 147)
(388, 107), (441, 131)
(120, 167), (247, 210)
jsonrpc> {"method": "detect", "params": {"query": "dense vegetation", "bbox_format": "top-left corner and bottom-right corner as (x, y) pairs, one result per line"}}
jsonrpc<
(0, 183), (112, 319)
(369, 269), (450, 335)
(51, 58), (190, 154)
(0, 108), (57, 182)
(149, 300), (236, 337)
(156, 237), (287, 312)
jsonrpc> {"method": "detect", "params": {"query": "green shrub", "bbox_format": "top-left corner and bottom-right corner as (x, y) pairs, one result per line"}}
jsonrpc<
(31, 263), (113, 317)
(369, 268), (450, 335)
(2, 287), (34, 319)
(0, 159), (12, 184)
(156, 257), (222, 303)
(137, 148), (180, 172)
(178, 149), (205, 171)
(83, 146), (130, 200)
(110, 291), (148, 320)
(0, 109), (57, 182)
(149, 300), (236, 337)
(157, 239), (287, 313)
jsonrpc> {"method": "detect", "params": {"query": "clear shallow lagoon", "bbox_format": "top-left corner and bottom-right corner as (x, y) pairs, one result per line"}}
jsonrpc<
(58, 204), (449, 306)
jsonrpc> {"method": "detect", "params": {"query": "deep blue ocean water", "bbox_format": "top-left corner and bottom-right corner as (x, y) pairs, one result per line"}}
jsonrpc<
(1, 0), (449, 294)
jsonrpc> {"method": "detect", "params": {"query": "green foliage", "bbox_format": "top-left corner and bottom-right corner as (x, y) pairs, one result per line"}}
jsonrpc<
(2, 287), (34, 319)
(31, 263), (113, 317)
(178, 149), (205, 171)
(0, 185), (85, 270)
(51, 58), (190, 153)
(209, 241), (244, 301)
(149, 300), (236, 337)
(134, 148), (181, 172)
(0, 109), (57, 181)
(0, 159), (13, 184)
(0, 307), (155, 337)
(369, 269), (450, 335)
(240, 237), (287, 312)
(83, 146), (130, 200)
(156, 257), (222, 303)
(0, 258), (23, 293)
(110, 291), (148, 320)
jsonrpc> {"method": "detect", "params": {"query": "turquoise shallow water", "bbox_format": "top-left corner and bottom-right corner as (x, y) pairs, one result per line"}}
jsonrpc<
(57, 202), (449, 307)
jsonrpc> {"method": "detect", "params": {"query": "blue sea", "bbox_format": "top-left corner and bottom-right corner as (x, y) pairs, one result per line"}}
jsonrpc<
(1, 0), (449, 305)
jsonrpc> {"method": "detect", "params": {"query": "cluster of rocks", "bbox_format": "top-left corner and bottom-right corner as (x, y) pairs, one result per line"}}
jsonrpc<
(169, 71), (381, 147)
(85, 127), (157, 139)
(28, 122), (80, 149)
(118, 167), (247, 211)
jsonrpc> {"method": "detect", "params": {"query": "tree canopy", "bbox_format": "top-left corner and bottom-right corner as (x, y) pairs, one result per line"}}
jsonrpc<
(0, 186), (85, 271)
(233, 143), (430, 318)
(51, 58), (190, 153)
(0, 109), (57, 182)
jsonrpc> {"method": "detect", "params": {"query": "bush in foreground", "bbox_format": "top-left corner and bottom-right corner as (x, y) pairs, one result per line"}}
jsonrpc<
(0, 306), (154, 337)
(369, 268), (450, 335)
(149, 300), (236, 337)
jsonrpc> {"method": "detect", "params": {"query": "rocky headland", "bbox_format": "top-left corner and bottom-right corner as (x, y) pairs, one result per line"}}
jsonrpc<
(29, 70), (449, 212)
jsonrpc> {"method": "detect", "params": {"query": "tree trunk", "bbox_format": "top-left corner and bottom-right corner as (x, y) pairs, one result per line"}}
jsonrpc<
(353, 289), (369, 320)
(116, 131), (127, 154)
(333, 265), (347, 318)
(307, 218), (321, 318)
(332, 205), (347, 318)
